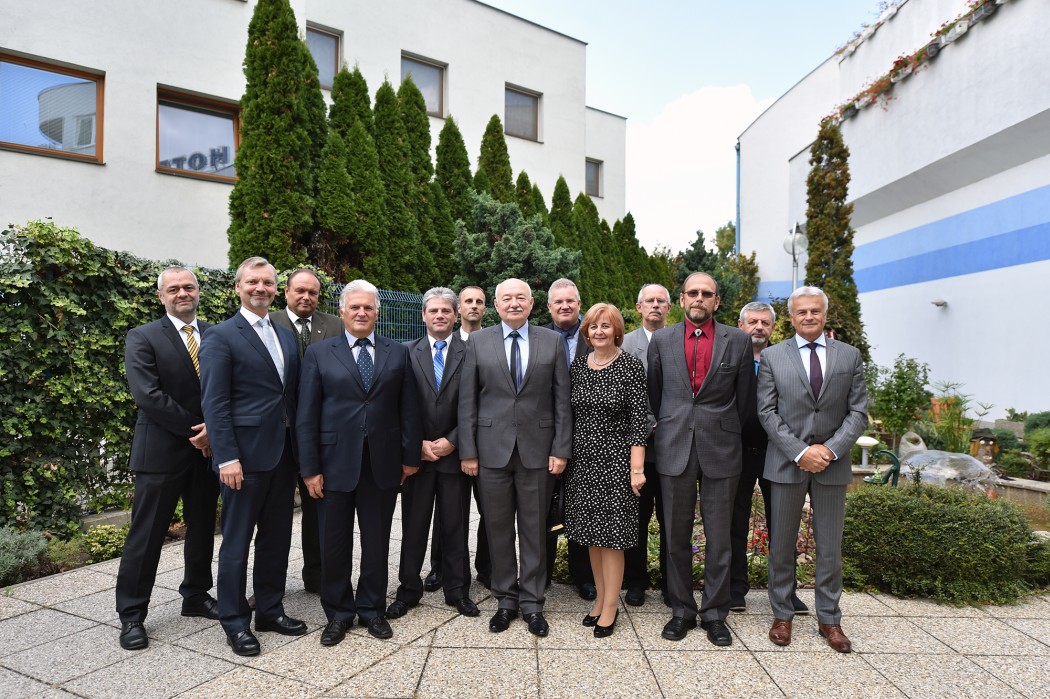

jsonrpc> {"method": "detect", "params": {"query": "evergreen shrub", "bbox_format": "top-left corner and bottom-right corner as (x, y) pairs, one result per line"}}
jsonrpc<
(83, 524), (130, 563)
(0, 526), (47, 586)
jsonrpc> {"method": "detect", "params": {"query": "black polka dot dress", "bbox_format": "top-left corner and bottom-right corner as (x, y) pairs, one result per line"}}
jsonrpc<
(564, 351), (649, 550)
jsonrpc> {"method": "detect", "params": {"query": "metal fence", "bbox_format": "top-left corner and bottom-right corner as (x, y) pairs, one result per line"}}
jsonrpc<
(324, 284), (424, 343)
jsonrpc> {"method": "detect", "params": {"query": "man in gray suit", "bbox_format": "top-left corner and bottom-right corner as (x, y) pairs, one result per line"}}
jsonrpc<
(648, 272), (753, 645)
(269, 268), (343, 594)
(759, 286), (867, 653)
(459, 278), (572, 637)
(620, 283), (671, 607)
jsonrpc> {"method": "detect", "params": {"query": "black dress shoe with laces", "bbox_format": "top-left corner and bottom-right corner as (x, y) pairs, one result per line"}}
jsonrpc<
(449, 597), (480, 617)
(625, 588), (646, 606)
(577, 583), (597, 601)
(181, 595), (219, 620)
(320, 619), (350, 646)
(661, 615), (697, 641)
(255, 614), (308, 636)
(488, 608), (518, 632)
(423, 570), (442, 592)
(385, 599), (416, 619)
(119, 622), (148, 650)
(359, 616), (393, 639)
(523, 612), (549, 637)
(226, 630), (260, 656)
(701, 619), (733, 646)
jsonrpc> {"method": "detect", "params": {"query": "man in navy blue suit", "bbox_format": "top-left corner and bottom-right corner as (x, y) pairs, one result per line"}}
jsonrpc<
(200, 256), (306, 657)
(297, 279), (422, 646)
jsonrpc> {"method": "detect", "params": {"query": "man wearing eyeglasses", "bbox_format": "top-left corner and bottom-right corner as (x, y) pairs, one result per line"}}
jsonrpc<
(647, 272), (754, 645)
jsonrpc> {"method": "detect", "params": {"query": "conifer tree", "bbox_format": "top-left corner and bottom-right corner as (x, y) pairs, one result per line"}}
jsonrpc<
(397, 76), (438, 287)
(515, 171), (535, 219)
(572, 193), (609, 304)
(372, 79), (419, 291)
(476, 115), (514, 203)
(804, 119), (869, 360)
(329, 66), (373, 141)
(343, 118), (389, 285)
(530, 183), (549, 226)
(313, 130), (358, 279)
(428, 180), (457, 284)
(675, 229), (718, 286)
(435, 117), (474, 225)
(548, 176), (575, 249)
(599, 217), (626, 307)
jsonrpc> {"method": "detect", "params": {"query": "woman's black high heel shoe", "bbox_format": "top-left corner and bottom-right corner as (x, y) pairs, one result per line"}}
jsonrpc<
(593, 611), (618, 638)
(582, 614), (600, 627)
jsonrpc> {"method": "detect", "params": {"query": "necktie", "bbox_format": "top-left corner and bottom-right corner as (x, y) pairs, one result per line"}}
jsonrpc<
(182, 325), (199, 377)
(258, 318), (285, 385)
(807, 342), (823, 399)
(297, 317), (311, 356)
(509, 330), (523, 391)
(691, 327), (702, 396)
(559, 327), (575, 369)
(433, 340), (446, 390)
(356, 337), (374, 390)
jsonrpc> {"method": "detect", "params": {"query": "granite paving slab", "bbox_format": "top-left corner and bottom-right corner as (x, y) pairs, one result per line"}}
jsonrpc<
(0, 665), (81, 698)
(61, 642), (236, 699)
(172, 623), (300, 665)
(244, 631), (397, 690)
(0, 594), (41, 621)
(629, 610), (742, 651)
(983, 595), (1050, 619)
(0, 607), (97, 657)
(870, 594), (989, 618)
(172, 666), (325, 699)
(8, 568), (116, 606)
(646, 649), (784, 699)
(968, 654), (1050, 699)
(431, 610), (536, 648)
(535, 610), (642, 650)
(873, 654), (1024, 698)
(324, 646), (429, 698)
(0, 622), (131, 684)
(416, 647), (538, 699)
(842, 615), (955, 654)
(1001, 616), (1050, 648)
(917, 616), (1050, 655)
(756, 650), (906, 698)
(538, 648), (661, 698)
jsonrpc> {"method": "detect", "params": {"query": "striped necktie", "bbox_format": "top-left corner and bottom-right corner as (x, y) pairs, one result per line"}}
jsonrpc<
(434, 340), (446, 391)
(182, 325), (199, 377)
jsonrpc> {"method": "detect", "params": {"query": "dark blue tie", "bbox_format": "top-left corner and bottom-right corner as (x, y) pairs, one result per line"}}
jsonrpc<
(559, 327), (574, 369)
(807, 342), (823, 399)
(355, 337), (373, 390)
(509, 330), (522, 391)
(433, 340), (446, 390)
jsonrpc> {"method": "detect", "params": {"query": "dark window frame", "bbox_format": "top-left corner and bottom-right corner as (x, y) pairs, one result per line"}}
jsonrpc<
(504, 84), (541, 142)
(155, 89), (239, 183)
(306, 24), (341, 91)
(400, 53), (446, 118)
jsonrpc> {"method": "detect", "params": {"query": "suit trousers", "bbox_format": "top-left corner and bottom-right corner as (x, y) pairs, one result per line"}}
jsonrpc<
(397, 468), (471, 604)
(296, 474), (322, 589)
(624, 459), (667, 592)
(767, 477), (847, 624)
(216, 435), (295, 635)
(429, 477), (491, 580)
(545, 529), (594, 588)
(477, 447), (554, 614)
(317, 444), (399, 623)
(660, 447), (739, 623)
(116, 463), (219, 622)
(728, 447), (773, 604)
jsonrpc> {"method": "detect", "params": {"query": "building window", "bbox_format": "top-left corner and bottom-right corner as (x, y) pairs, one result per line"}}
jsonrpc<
(306, 26), (340, 90)
(0, 53), (103, 163)
(505, 86), (539, 141)
(401, 55), (445, 117)
(157, 90), (238, 182)
(585, 159), (602, 198)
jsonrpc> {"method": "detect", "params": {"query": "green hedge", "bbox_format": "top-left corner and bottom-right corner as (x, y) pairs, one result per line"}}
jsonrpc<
(843, 483), (1038, 604)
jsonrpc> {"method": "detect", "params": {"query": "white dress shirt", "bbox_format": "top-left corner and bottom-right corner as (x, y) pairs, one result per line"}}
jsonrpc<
(501, 321), (529, 374)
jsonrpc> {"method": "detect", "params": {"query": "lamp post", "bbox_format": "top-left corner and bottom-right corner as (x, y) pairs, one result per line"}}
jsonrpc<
(783, 221), (808, 290)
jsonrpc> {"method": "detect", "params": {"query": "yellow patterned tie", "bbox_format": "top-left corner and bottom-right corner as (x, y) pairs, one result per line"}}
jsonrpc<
(183, 325), (200, 377)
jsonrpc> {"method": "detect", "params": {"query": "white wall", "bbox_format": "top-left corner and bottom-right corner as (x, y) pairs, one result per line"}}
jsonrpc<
(585, 107), (627, 225)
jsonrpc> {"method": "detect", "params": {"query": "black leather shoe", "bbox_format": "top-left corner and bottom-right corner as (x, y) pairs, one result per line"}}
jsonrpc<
(582, 614), (600, 627)
(701, 619), (733, 646)
(728, 598), (747, 613)
(181, 595), (219, 620)
(577, 583), (597, 601)
(488, 608), (518, 633)
(385, 599), (416, 619)
(226, 630), (260, 656)
(593, 612), (618, 639)
(320, 619), (350, 646)
(423, 570), (442, 592)
(303, 579), (321, 594)
(661, 616), (697, 641)
(359, 616), (394, 639)
(255, 614), (308, 636)
(476, 573), (492, 589)
(625, 588), (646, 607)
(523, 612), (549, 637)
(791, 594), (810, 614)
(449, 597), (480, 617)
(119, 622), (148, 650)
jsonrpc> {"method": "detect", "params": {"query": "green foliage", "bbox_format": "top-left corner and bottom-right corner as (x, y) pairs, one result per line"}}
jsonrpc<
(548, 176), (575, 249)
(1005, 407), (1029, 423)
(515, 171), (536, 218)
(867, 354), (931, 448)
(573, 193), (611, 305)
(397, 76), (439, 289)
(919, 381), (980, 454)
(1024, 411), (1050, 435)
(842, 483), (1035, 604)
(674, 229), (718, 286)
(0, 526), (47, 586)
(329, 66), (372, 141)
(373, 80), (420, 291)
(83, 524), (130, 563)
(804, 119), (870, 361)
(476, 115), (514, 203)
(435, 117), (474, 226)
(46, 535), (90, 571)
(227, 0), (321, 270)
(1024, 427), (1050, 465)
(992, 428), (1022, 453)
(311, 129), (358, 280)
(530, 183), (549, 226)
(344, 118), (390, 284)
(427, 181), (457, 286)
(995, 451), (1031, 479)
(1026, 537), (1050, 588)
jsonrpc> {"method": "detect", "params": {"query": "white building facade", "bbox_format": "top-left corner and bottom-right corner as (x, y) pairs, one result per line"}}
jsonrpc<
(737, 0), (1049, 416)
(0, 0), (626, 269)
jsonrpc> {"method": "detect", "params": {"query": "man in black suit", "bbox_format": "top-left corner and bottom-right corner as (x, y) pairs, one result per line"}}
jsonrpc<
(298, 279), (422, 645)
(387, 287), (479, 621)
(541, 278), (595, 600)
(200, 257), (307, 657)
(116, 266), (219, 651)
(269, 268), (343, 594)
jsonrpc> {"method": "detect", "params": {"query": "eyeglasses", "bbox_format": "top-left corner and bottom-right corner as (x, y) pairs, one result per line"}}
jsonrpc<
(682, 290), (716, 300)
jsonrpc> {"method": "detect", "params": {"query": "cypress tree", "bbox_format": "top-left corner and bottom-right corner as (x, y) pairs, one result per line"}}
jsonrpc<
(435, 116), (474, 225)
(599, 217), (626, 307)
(397, 75), (437, 287)
(804, 119), (869, 360)
(515, 171), (535, 219)
(372, 79), (419, 291)
(530, 183), (549, 226)
(549, 176), (575, 249)
(313, 129), (357, 279)
(675, 229), (718, 286)
(428, 180), (457, 285)
(476, 115), (514, 203)
(345, 118), (389, 285)
(227, 0), (319, 269)
(572, 193), (609, 304)
(329, 66), (373, 142)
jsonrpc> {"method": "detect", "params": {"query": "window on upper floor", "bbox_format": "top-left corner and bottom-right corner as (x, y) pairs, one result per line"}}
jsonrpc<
(0, 52), (104, 163)
(586, 159), (602, 198)
(157, 89), (238, 182)
(505, 85), (540, 141)
(306, 25), (340, 90)
(401, 54), (445, 117)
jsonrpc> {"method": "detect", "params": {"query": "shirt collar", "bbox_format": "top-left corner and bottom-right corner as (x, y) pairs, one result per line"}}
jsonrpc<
(684, 316), (715, 337)
(642, 327), (654, 342)
(285, 307), (309, 323)
(428, 334), (452, 350)
(501, 321), (528, 341)
(346, 330), (376, 347)
(794, 334), (827, 349)
(240, 306), (268, 325)
(168, 314), (198, 331)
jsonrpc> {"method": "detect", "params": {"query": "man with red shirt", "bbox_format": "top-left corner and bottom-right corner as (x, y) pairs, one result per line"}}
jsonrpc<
(647, 272), (754, 645)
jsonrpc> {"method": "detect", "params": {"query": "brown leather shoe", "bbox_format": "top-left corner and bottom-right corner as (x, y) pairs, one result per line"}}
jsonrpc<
(768, 618), (792, 646)
(819, 623), (852, 653)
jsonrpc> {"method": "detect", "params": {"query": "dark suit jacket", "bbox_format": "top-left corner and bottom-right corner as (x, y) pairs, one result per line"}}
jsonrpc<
(458, 324), (572, 469)
(740, 357), (768, 450)
(647, 320), (754, 478)
(200, 310), (300, 472)
(297, 334), (422, 492)
(125, 316), (211, 473)
(541, 320), (591, 367)
(269, 309), (343, 355)
(406, 335), (465, 475)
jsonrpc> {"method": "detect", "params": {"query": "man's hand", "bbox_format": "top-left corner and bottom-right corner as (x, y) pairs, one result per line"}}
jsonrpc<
(303, 473), (324, 499)
(401, 465), (419, 485)
(430, 438), (455, 458)
(421, 440), (438, 462)
(189, 423), (209, 449)
(219, 461), (244, 490)
(798, 444), (833, 473)
(461, 458), (479, 477)
(548, 456), (567, 475)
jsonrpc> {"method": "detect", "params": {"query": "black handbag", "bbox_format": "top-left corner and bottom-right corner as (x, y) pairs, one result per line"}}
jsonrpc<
(547, 476), (566, 537)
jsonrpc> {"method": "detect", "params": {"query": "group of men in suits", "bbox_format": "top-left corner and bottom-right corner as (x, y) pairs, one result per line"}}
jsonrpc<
(116, 259), (866, 654)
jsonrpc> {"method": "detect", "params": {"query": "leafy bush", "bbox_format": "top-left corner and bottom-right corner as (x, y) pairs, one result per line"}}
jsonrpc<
(992, 428), (1022, 453)
(866, 354), (930, 449)
(1025, 537), (1050, 588)
(1024, 411), (1050, 434)
(83, 524), (130, 563)
(996, 451), (1032, 479)
(46, 536), (90, 572)
(842, 483), (1035, 604)
(0, 526), (48, 586)
(1025, 427), (1050, 466)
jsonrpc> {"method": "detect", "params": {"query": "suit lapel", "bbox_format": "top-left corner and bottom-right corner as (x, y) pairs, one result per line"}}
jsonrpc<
(235, 314), (283, 385)
(668, 323), (692, 390)
(160, 316), (198, 379)
(818, 339), (839, 401)
(331, 337), (365, 390)
(697, 323), (729, 393)
(493, 327), (517, 392)
(371, 336), (390, 391)
(414, 339), (439, 394)
(785, 338), (815, 401)
(440, 335), (464, 396)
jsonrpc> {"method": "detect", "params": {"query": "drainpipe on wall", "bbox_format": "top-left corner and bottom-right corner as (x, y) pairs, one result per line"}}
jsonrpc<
(734, 140), (742, 253)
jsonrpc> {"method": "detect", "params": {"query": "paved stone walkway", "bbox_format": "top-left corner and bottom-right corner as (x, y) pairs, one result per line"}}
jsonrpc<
(2, 510), (1048, 698)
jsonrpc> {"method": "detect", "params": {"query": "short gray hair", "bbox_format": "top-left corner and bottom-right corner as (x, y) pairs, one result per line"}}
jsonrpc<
(422, 286), (459, 313)
(636, 283), (670, 304)
(547, 278), (579, 301)
(156, 265), (198, 291)
(494, 278), (532, 299)
(234, 256), (275, 284)
(339, 279), (381, 311)
(787, 286), (828, 314)
(739, 301), (776, 324)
